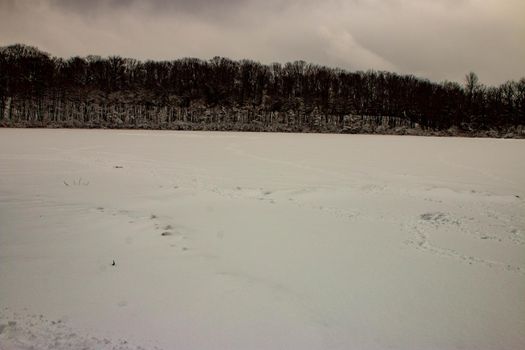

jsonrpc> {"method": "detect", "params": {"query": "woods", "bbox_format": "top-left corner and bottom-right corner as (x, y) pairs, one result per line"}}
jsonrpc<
(1, 44), (524, 136)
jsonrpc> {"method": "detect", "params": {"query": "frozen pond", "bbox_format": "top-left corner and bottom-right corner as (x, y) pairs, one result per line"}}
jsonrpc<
(1, 129), (524, 349)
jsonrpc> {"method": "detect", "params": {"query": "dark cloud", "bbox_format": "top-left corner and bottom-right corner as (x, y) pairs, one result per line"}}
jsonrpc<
(49, 0), (251, 15)
(0, 0), (523, 85)
(50, 0), (134, 12)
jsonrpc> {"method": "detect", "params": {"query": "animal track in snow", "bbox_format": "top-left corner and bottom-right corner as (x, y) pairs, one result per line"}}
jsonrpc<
(92, 206), (190, 249)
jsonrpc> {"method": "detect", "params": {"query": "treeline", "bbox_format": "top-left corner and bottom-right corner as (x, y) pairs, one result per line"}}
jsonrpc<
(1, 43), (524, 137)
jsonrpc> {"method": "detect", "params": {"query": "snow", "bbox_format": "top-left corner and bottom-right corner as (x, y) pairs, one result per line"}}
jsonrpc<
(0, 129), (524, 350)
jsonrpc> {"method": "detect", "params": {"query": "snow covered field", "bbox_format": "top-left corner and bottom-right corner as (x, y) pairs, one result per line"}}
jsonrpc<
(0, 129), (524, 350)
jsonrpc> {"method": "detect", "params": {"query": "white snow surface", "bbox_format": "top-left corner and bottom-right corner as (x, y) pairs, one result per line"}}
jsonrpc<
(0, 129), (524, 350)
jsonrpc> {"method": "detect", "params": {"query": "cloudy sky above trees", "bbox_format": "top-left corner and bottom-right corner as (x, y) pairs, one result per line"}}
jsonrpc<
(0, 0), (523, 85)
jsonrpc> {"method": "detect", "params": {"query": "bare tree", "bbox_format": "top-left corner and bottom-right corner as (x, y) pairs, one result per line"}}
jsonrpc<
(0, 43), (523, 135)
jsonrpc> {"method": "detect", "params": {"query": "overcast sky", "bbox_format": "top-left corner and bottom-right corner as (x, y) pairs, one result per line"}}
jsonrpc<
(1, 0), (523, 85)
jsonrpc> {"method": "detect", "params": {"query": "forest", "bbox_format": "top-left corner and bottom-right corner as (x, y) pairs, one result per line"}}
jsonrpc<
(1, 44), (524, 137)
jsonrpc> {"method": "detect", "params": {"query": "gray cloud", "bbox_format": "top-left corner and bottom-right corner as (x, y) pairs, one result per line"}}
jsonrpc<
(0, 0), (523, 85)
